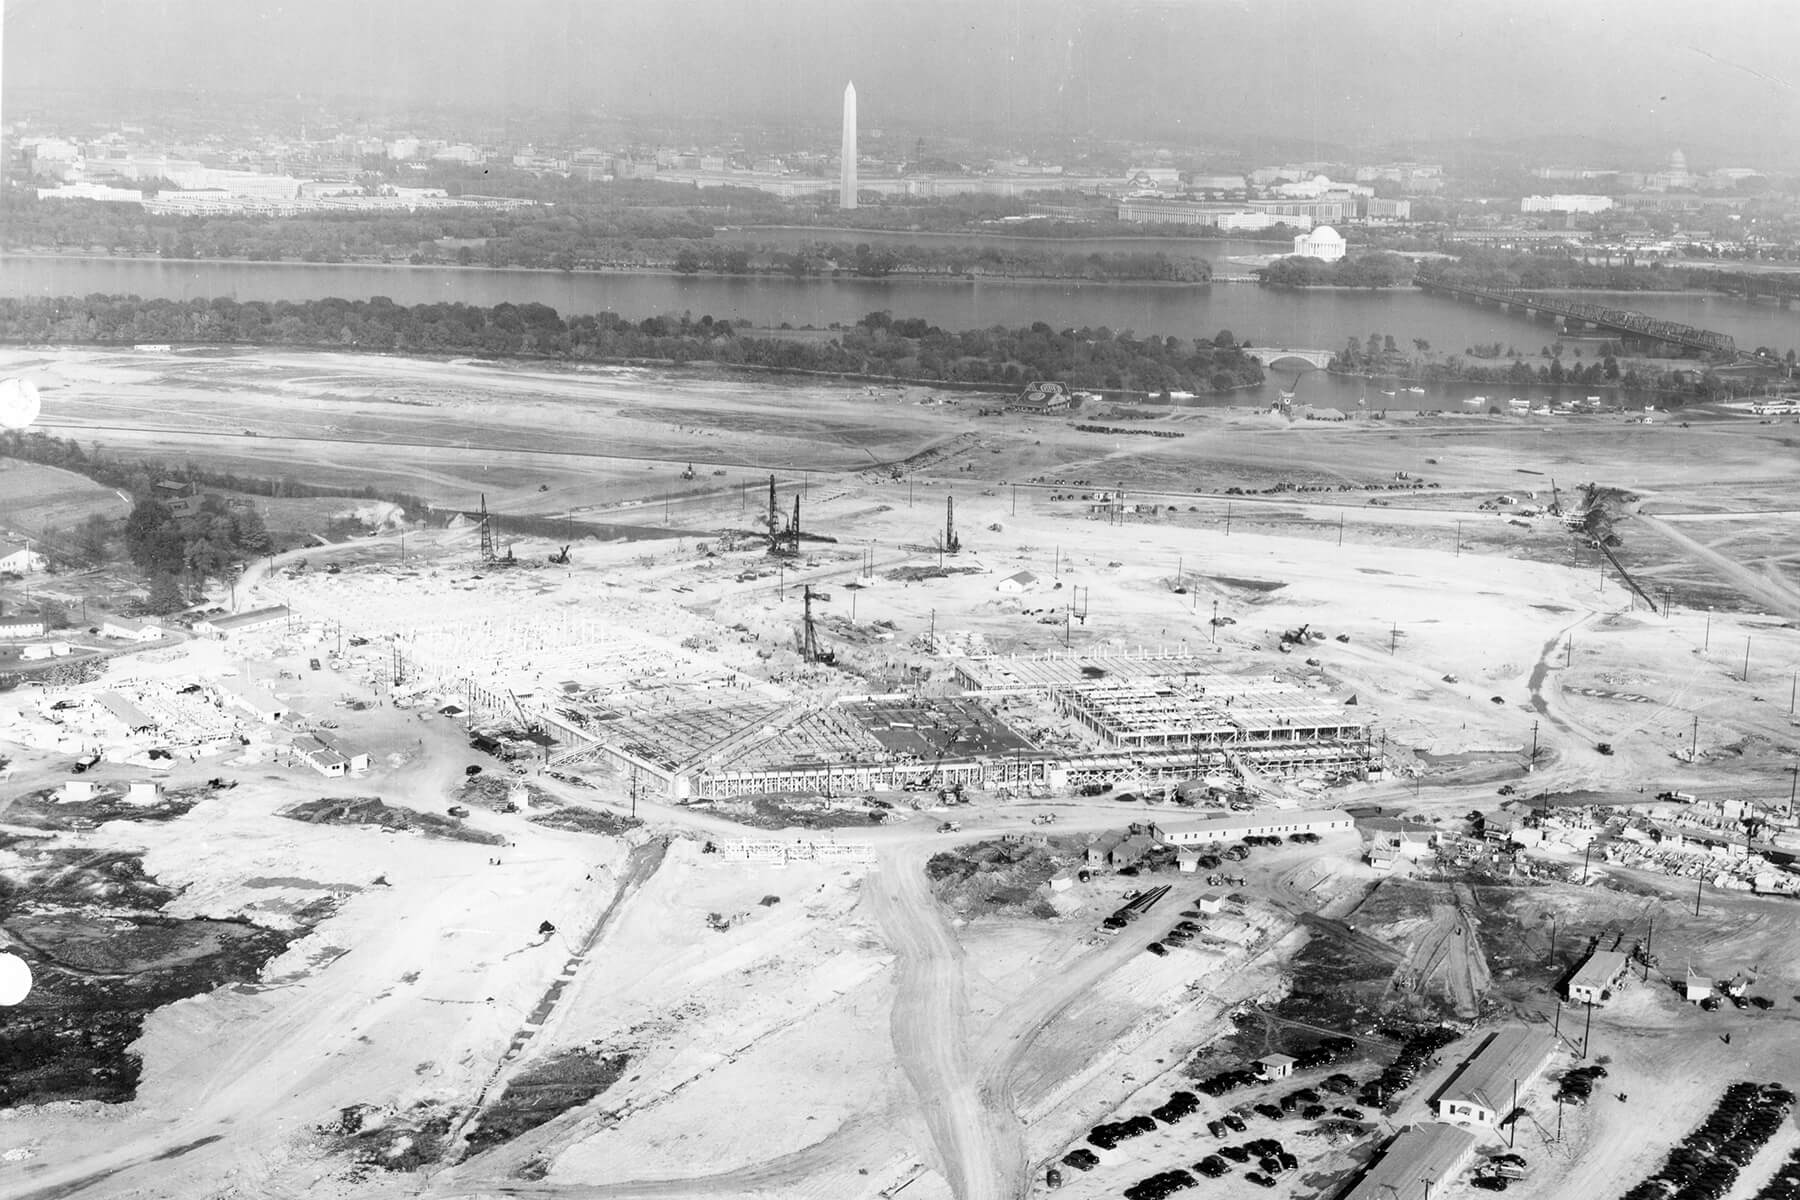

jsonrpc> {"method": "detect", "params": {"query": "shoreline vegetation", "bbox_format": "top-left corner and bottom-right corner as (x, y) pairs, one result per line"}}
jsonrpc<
(0, 190), (1215, 284)
(0, 294), (1266, 396)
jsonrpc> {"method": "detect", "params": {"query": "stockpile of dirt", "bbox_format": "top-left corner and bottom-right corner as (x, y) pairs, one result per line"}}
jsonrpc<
(463, 1047), (631, 1152)
(0, 847), (321, 1106)
(698, 795), (883, 831)
(926, 836), (1082, 919)
(527, 806), (642, 836)
(280, 796), (504, 845)
(457, 773), (554, 811)
(4, 785), (211, 833)
(328, 1100), (458, 1176)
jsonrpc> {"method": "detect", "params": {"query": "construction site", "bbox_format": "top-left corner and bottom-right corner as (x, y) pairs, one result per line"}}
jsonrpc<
(4, 345), (1800, 1200)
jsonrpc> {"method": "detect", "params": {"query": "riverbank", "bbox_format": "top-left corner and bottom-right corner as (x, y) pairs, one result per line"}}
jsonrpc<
(724, 223), (1292, 248)
(0, 250), (1217, 289)
(4, 254), (1793, 360)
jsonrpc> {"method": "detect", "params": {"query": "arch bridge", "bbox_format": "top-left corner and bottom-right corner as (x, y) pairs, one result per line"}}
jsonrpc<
(1243, 346), (1335, 370)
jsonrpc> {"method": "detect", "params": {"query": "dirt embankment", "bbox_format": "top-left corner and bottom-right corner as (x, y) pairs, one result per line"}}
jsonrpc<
(280, 796), (505, 845)
(927, 835), (1088, 919)
(463, 1047), (631, 1152)
(0, 847), (326, 1106)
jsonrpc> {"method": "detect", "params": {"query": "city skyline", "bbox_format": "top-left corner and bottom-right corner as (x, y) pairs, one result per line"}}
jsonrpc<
(4, 0), (1798, 164)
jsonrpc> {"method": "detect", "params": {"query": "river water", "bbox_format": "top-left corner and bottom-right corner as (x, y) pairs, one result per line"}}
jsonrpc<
(2, 253), (1794, 381)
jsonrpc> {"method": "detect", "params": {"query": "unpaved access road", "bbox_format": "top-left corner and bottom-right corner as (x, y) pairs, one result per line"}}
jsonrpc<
(869, 841), (1027, 1200)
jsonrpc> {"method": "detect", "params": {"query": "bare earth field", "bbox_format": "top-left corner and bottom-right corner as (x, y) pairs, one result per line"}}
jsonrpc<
(2, 346), (1799, 1200)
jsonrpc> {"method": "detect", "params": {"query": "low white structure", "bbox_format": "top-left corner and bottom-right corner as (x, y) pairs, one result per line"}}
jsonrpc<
(1685, 968), (1713, 1004)
(0, 542), (46, 573)
(1196, 892), (1226, 914)
(1567, 949), (1630, 1006)
(101, 616), (164, 642)
(996, 570), (1040, 595)
(0, 620), (46, 638)
(1256, 1053), (1296, 1080)
(1154, 809), (1354, 846)
(292, 734), (348, 777)
(193, 606), (290, 637)
(315, 731), (370, 772)
(216, 680), (286, 724)
(125, 781), (159, 804)
(1340, 1123), (1480, 1200)
(1434, 1025), (1555, 1128)
(1292, 224), (1347, 262)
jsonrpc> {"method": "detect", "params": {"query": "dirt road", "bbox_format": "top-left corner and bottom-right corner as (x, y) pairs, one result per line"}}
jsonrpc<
(1638, 512), (1800, 621)
(869, 841), (1026, 1200)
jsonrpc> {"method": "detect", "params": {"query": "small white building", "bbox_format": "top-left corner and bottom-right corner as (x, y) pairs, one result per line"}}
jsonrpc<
(125, 781), (159, 805)
(1434, 1025), (1555, 1128)
(216, 679), (287, 725)
(1197, 892), (1226, 915)
(1685, 968), (1713, 1004)
(1292, 224), (1347, 262)
(101, 615), (165, 642)
(1257, 1053), (1297, 1081)
(0, 542), (46, 574)
(193, 606), (290, 637)
(1567, 949), (1631, 1006)
(61, 780), (96, 802)
(315, 731), (370, 772)
(0, 619), (46, 639)
(1154, 809), (1354, 846)
(292, 734), (349, 777)
(996, 570), (1040, 595)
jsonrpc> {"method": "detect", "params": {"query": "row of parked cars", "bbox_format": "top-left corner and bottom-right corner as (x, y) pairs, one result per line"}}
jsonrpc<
(1750, 1144), (1800, 1200)
(1619, 1081), (1796, 1200)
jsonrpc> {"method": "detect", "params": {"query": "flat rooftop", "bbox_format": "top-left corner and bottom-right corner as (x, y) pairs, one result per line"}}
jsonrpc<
(1570, 949), (1631, 991)
(1340, 1123), (1480, 1200)
(1439, 1025), (1556, 1114)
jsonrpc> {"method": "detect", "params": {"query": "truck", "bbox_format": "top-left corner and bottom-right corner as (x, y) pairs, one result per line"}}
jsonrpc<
(937, 820), (962, 833)
(1031, 813), (1058, 825)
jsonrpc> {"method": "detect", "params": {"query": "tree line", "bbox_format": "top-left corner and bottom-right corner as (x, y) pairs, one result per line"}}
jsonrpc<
(2, 190), (1211, 282)
(0, 295), (1263, 393)
(1258, 252), (1417, 288)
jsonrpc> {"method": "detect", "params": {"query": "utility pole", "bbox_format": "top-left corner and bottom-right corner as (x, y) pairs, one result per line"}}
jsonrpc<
(909, 477), (914, 507)
(1455, 520), (1462, 556)
(1691, 714), (1700, 762)
(1225, 502), (1232, 536)
(1531, 720), (1540, 762)
(1742, 636), (1751, 683)
(1211, 600), (1218, 644)
(1694, 877), (1703, 917)
(1509, 1078), (1519, 1149)
(1566, 638), (1574, 668)
(1581, 1000), (1594, 1058)
(1011, 484), (1016, 516)
(1704, 610), (1711, 651)
(1790, 671), (1796, 717)
(1788, 761), (1797, 821)
(1389, 622), (1398, 655)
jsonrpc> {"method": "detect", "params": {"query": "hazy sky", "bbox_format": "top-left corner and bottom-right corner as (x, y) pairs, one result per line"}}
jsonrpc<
(5, 0), (1798, 161)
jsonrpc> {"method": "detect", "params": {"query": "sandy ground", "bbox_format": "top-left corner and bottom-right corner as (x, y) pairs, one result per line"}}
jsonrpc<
(2, 347), (1800, 1200)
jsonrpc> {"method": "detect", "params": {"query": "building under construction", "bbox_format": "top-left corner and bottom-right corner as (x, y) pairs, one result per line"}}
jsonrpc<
(548, 649), (1373, 801)
(956, 650), (1376, 782)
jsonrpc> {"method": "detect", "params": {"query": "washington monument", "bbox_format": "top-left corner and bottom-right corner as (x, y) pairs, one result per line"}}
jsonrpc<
(839, 81), (857, 210)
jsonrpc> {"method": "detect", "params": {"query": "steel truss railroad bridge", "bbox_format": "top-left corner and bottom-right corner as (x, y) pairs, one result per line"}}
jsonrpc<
(1415, 274), (1737, 358)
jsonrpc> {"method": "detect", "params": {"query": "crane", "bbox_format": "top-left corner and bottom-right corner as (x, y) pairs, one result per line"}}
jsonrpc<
(799, 584), (835, 664)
